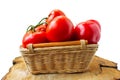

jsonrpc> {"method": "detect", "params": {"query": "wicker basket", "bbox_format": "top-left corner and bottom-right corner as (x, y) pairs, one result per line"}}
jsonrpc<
(20, 40), (98, 74)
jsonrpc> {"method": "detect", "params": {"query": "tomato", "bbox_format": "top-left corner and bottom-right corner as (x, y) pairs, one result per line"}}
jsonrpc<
(35, 17), (47, 32)
(86, 19), (101, 31)
(74, 20), (101, 44)
(46, 16), (74, 42)
(22, 25), (48, 48)
(35, 24), (47, 32)
(47, 9), (65, 23)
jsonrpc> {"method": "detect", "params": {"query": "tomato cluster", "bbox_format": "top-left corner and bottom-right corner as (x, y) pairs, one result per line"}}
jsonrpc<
(22, 9), (101, 48)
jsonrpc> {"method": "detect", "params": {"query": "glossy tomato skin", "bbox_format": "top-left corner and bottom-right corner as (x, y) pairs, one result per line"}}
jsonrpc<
(74, 21), (101, 44)
(46, 16), (74, 42)
(22, 31), (48, 48)
(47, 9), (65, 23)
(86, 19), (101, 31)
(35, 24), (47, 32)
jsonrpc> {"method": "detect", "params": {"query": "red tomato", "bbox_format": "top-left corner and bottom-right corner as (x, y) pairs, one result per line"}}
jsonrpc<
(35, 24), (47, 32)
(22, 31), (48, 48)
(35, 17), (47, 32)
(47, 9), (65, 23)
(74, 21), (101, 44)
(86, 19), (101, 31)
(46, 16), (74, 42)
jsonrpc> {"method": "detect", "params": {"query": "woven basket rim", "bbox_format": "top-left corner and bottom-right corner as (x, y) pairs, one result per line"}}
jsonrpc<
(20, 44), (98, 54)
(20, 40), (98, 55)
(20, 40), (98, 48)
(20, 44), (98, 49)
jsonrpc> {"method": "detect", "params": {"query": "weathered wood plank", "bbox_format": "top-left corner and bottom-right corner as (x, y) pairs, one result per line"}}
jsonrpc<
(2, 56), (120, 80)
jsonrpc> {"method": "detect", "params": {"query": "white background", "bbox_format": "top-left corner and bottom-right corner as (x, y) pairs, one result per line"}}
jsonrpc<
(0, 0), (120, 79)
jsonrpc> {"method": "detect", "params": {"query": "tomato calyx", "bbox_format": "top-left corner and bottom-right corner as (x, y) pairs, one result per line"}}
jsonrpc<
(35, 17), (48, 27)
(26, 25), (35, 32)
(26, 17), (48, 32)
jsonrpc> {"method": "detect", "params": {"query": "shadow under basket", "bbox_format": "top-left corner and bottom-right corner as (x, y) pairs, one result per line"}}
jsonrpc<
(20, 40), (98, 74)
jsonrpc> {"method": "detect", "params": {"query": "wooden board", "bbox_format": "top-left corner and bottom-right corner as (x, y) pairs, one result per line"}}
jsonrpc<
(2, 56), (120, 80)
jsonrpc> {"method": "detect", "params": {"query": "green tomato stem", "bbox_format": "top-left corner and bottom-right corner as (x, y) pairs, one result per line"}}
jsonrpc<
(26, 17), (48, 32)
(26, 25), (35, 32)
(35, 17), (48, 27)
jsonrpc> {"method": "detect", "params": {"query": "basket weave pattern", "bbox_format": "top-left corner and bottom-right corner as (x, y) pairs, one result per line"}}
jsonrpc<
(20, 40), (98, 74)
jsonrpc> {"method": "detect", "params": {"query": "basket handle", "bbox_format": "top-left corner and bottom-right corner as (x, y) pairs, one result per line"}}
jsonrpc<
(32, 40), (88, 48)
(27, 44), (34, 53)
(26, 40), (88, 53)
(80, 40), (87, 49)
